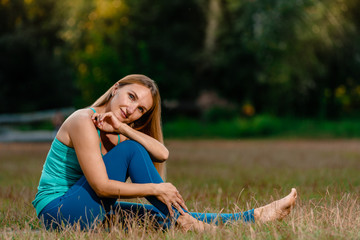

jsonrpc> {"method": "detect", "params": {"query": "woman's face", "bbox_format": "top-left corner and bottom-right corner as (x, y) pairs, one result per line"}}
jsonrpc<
(107, 83), (153, 124)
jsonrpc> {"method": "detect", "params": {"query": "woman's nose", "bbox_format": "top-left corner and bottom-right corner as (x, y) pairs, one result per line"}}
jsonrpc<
(127, 104), (137, 114)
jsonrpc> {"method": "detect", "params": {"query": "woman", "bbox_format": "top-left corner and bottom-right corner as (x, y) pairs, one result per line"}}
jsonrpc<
(32, 74), (297, 231)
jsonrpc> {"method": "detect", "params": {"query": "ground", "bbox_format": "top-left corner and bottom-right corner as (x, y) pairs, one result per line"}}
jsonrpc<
(1, 139), (360, 239)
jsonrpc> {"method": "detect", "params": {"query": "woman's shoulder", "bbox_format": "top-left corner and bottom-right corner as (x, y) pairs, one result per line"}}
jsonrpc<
(57, 108), (96, 145)
(63, 108), (97, 130)
(67, 108), (94, 121)
(69, 108), (94, 118)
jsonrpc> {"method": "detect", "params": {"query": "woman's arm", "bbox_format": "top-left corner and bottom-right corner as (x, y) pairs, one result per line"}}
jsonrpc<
(92, 112), (169, 162)
(67, 111), (185, 215)
(120, 123), (169, 162)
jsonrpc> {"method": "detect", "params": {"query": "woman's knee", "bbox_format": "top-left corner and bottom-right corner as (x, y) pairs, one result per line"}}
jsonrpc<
(107, 140), (146, 159)
(121, 139), (143, 148)
(121, 140), (146, 153)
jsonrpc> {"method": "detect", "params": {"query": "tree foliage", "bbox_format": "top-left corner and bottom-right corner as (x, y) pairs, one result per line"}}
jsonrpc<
(1, 0), (360, 119)
(206, 0), (360, 118)
(61, 0), (205, 106)
(0, 0), (76, 113)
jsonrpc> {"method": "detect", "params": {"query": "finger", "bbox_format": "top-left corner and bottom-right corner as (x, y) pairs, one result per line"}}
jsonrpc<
(97, 115), (103, 125)
(91, 113), (99, 121)
(92, 114), (101, 126)
(176, 192), (189, 211)
(173, 202), (185, 215)
(100, 112), (115, 123)
(178, 200), (188, 212)
(176, 191), (183, 202)
(97, 112), (107, 120)
(99, 114), (106, 122)
(166, 203), (174, 217)
(177, 196), (188, 212)
(100, 113), (111, 122)
(102, 112), (113, 118)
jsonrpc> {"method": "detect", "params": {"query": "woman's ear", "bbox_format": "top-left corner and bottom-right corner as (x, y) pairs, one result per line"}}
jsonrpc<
(112, 83), (120, 96)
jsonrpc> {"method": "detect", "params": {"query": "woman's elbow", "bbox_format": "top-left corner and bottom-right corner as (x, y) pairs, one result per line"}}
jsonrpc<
(153, 150), (169, 162)
(160, 149), (169, 162)
(91, 182), (109, 198)
(93, 187), (107, 198)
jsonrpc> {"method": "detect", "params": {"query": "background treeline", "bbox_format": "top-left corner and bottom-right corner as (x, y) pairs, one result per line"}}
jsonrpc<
(1, 0), (360, 121)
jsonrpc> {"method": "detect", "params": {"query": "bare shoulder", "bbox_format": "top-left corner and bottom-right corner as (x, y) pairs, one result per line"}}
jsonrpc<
(61, 108), (94, 130)
(57, 108), (96, 146)
(67, 108), (94, 122)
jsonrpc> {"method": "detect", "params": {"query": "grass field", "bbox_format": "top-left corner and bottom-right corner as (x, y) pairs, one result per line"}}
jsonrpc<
(1, 139), (360, 239)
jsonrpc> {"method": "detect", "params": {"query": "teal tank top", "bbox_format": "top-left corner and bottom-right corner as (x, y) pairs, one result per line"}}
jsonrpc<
(32, 138), (82, 216)
(32, 108), (120, 216)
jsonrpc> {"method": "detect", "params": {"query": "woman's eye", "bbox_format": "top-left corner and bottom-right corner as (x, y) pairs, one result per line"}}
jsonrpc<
(129, 94), (135, 100)
(138, 107), (144, 113)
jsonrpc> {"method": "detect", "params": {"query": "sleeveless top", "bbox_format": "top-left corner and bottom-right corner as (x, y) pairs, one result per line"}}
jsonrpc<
(32, 108), (120, 216)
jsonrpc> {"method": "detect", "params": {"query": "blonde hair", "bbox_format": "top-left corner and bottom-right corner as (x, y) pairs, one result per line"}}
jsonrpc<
(91, 74), (166, 179)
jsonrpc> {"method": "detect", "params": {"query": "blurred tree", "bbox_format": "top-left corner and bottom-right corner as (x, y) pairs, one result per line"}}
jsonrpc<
(199, 0), (360, 118)
(0, 0), (76, 113)
(63, 0), (205, 107)
(1, 0), (360, 120)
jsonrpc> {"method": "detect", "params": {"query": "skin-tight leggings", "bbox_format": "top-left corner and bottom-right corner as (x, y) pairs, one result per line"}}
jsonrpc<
(39, 140), (254, 230)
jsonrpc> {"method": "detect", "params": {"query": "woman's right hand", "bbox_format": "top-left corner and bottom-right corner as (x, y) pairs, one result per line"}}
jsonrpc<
(154, 183), (188, 216)
(91, 112), (125, 134)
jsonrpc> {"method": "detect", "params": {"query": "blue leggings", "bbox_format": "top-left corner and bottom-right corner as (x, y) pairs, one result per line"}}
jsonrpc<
(39, 140), (254, 229)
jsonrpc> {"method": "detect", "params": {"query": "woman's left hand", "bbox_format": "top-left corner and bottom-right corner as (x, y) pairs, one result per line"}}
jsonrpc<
(91, 112), (125, 133)
(154, 183), (188, 216)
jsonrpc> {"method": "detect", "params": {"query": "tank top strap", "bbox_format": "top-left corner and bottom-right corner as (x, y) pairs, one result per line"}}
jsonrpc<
(89, 107), (102, 154)
(89, 107), (120, 155)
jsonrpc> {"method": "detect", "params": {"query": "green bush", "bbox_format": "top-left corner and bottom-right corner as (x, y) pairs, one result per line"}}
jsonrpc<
(163, 115), (360, 139)
(202, 106), (239, 123)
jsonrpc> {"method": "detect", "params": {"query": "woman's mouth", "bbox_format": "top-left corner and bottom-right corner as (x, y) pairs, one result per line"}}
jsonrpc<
(121, 109), (127, 119)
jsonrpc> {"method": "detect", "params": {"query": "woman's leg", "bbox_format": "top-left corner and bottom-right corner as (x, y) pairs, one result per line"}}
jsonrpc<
(188, 210), (254, 224)
(113, 202), (171, 229)
(186, 187), (296, 225)
(108, 141), (297, 228)
(39, 176), (111, 230)
(39, 140), (296, 230)
(104, 140), (169, 217)
(184, 188), (297, 224)
(39, 140), (175, 229)
(114, 201), (254, 225)
(107, 141), (255, 227)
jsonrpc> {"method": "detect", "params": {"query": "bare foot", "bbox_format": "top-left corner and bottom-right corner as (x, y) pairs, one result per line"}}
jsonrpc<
(177, 213), (216, 233)
(254, 188), (297, 223)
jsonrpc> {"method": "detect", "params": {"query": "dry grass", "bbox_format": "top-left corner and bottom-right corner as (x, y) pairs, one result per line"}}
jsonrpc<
(1, 139), (360, 239)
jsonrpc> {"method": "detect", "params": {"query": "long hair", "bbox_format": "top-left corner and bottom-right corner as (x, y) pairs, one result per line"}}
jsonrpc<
(91, 74), (166, 179)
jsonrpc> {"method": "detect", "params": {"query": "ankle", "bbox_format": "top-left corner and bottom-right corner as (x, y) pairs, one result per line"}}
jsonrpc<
(253, 208), (260, 221)
(177, 214), (193, 226)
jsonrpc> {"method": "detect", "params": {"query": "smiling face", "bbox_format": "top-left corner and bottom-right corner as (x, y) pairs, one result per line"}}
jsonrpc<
(106, 83), (154, 124)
